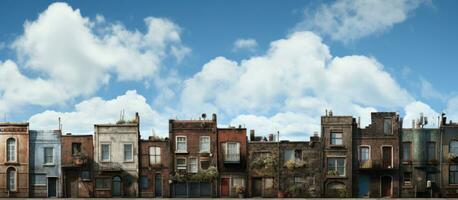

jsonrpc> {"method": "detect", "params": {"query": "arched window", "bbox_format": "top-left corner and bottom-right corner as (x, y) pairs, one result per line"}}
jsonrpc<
(7, 167), (16, 192)
(7, 138), (16, 162)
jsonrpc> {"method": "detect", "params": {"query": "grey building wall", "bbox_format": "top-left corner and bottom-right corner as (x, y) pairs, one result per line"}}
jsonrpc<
(29, 130), (62, 197)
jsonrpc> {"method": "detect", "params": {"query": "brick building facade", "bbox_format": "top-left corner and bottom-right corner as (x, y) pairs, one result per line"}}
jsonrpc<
(61, 134), (94, 198)
(139, 137), (170, 197)
(440, 114), (458, 197)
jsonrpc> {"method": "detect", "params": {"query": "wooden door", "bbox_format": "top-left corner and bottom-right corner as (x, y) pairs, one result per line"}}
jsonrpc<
(221, 178), (229, 196)
(155, 174), (162, 197)
(381, 176), (392, 197)
(112, 176), (122, 197)
(382, 147), (392, 168)
(66, 172), (78, 197)
(252, 178), (262, 197)
(48, 178), (57, 197)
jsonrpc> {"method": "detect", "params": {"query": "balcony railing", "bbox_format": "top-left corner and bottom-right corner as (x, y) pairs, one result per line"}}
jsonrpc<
(224, 153), (240, 163)
(359, 160), (394, 170)
(98, 162), (122, 171)
(359, 160), (372, 169)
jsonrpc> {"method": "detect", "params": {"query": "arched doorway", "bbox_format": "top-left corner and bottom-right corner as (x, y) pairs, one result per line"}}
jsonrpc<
(326, 181), (346, 197)
(381, 176), (392, 197)
(112, 176), (122, 197)
(7, 167), (16, 192)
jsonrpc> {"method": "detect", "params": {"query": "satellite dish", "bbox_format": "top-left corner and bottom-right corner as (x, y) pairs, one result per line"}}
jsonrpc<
(202, 113), (207, 120)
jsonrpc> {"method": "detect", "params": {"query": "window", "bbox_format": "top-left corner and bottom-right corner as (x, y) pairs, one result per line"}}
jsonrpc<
(176, 158), (186, 170)
(200, 136), (210, 153)
(450, 140), (458, 154)
(149, 146), (161, 165)
(72, 143), (82, 156)
(124, 144), (133, 161)
(402, 142), (412, 162)
(264, 178), (274, 190)
(96, 178), (110, 189)
(330, 132), (343, 145)
(7, 168), (16, 191)
(101, 144), (110, 161)
(284, 149), (294, 161)
(403, 172), (412, 185)
(44, 147), (54, 164)
(294, 150), (302, 162)
(294, 177), (306, 184)
(200, 158), (210, 170)
(31, 174), (46, 185)
(7, 138), (16, 162)
(359, 146), (370, 161)
(176, 136), (187, 153)
(81, 171), (91, 181)
(232, 177), (244, 188)
(384, 118), (392, 135)
(450, 164), (458, 184)
(223, 142), (240, 162)
(140, 176), (148, 189)
(427, 142), (436, 161)
(189, 158), (198, 173)
(327, 158), (345, 176)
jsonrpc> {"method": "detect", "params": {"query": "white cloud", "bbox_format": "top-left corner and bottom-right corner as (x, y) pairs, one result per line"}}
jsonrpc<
(298, 0), (428, 43)
(29, 90), (168, 138)
(420, 77), (445, 101)
(1, 2), (189, 111)
(445, 96), (458, 122)
(181, 31), (413, 139)
(403, 101), (440, 128)
(232, 38), (258, 52)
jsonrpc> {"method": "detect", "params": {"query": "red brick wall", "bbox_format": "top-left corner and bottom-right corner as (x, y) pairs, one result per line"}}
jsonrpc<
(139, 139), (170, 197)
(218, 128), (247, 172)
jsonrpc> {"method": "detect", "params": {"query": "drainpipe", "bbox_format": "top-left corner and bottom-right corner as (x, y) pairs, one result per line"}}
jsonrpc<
(277, 131), (281, 195)
(439, 120), (443, 197)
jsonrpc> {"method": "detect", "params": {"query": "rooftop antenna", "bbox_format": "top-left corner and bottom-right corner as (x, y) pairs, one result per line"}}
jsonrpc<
(58, 117), (62, 131)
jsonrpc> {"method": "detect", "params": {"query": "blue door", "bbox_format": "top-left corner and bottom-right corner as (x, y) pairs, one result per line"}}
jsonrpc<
(358, 175), (370, 197)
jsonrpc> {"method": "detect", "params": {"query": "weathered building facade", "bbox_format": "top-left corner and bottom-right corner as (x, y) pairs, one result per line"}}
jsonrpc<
(440, 115), (458, 197)
(0, 123), (29, 198)
(29, 130), (62, 197)
(139, 137), (170, 197)
(353, 112), (401, 198)
(278, 135), (321, 198)
(93, 114), (140, 197)
(217, 127), (247, 198)
(400, 128), (440, 197)
(61, 134), (94, 198)
(247, 140), (279, 198)
(321, 114), (355, 198)
(168, 114), (218, 197)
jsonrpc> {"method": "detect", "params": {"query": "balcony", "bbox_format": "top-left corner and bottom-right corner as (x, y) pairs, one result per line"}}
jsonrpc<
(62, 154), (88, 168)
(98, 162), (122, 171)
(359, 160), (372, 169)
(224, 153), (240, 163)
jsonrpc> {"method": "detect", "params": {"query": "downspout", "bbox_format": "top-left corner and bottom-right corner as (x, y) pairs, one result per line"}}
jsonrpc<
(439, 120), (443, 197)
(277, 131), (280, 196)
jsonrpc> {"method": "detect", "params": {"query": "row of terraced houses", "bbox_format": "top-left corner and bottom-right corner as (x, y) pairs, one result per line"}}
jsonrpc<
(1, 111), (458, 198)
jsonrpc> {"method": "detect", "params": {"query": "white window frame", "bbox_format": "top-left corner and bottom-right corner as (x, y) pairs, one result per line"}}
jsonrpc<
(6, 138), (17, 163)
(358, 145), (371, 161)
(32, 173), (47, 186)
(7, 167), (17, 192)
(188, 157), (198, 173)
(327, 157), (346, 177)
(176, 157), (187, 170)
(149, 146), (161, 165)
(381, 145), (394, 168)
(175, 136), (187, 153)
(199, 136), (211, 153)
(330, 132), (343, 145)
(224, 142), (240, 162)
(123, 143), (134, 162)
(43, 147), (54, 165)
(101, 143), (111, 162)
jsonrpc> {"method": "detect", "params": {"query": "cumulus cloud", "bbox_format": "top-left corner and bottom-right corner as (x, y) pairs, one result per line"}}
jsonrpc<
(403, 101), (440, 128)
(180, 31), (413, 139)
(298, 0), (428, 43)
(232, 38), (258, 52)
(0, 2), (189, 112)
(29, 90), (168, 138)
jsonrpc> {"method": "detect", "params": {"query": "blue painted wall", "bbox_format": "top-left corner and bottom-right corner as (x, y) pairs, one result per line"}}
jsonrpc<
(29, 130), (62, 197)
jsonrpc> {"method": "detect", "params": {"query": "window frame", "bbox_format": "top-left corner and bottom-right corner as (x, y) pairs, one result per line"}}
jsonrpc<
(224, 142), (240, 162)
(402, 142), (412, 162)
(330, 132), (343, 145)
(95, 178), (110, 189)
(176, 157), (187, 170)
(327, 157), (346, 177)
(123, 143), (134, 162)
(6, 167), (17, 192)
(450, 140), (458, 155)
(403, 172), (412, 186)
(6, 138), (17, 163)
(188, 157), (198, 173)
(140, 176), (149, 189)
(383, 118), (393, 135)
(427, 141), (436, 161)
(199, 136), (211, 153)
(43, 147), (54, 165)
(149, 146), (161, 165)
(101, 143), (111, 162)
(358, 145), (371, 161)
(175, 136), (187, 153)
(72, 142), (82, 156)
(450, 164), (458, 185)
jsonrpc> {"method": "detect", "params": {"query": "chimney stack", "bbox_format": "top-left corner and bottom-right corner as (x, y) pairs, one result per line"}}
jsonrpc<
(250, 130), (255, 141)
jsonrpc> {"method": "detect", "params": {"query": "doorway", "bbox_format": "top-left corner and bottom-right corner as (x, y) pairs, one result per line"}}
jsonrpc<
(381, 176), (392, 197)
(221, 178), (230, 196)
(112, 176), (122, 197)
(358, 175), (370, 197)
(382, 146), (392, 168)
(48, 177), (58, 197)
(155, 174), (162, 197)
(252, 178), (262, 197)
(66, 171), (78, 197)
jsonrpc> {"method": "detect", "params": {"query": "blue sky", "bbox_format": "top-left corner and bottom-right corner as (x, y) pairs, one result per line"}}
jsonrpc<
(0, 0), (457, 140)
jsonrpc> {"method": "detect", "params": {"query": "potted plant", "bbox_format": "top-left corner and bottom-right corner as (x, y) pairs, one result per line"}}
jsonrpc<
(73, 152), (87, 166)
(287, 184), (303, 197)
(284, 160), (295, 170)
(235, 185), (245, 198)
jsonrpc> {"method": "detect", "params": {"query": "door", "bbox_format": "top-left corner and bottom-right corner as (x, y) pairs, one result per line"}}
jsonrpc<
(48, 177), (57, 197)
(112, 176), (122, 197)
(155, 174), (162, 197)
(358, 175), (370, 197)
(66, 172), (78, 197)
(381, 176), (392, 197)
(382, 147), (392, 168)
(252, 178), (262, 197)
(221, 178), (230, 196)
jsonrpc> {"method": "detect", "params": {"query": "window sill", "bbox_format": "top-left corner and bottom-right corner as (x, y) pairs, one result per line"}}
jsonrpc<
(175, 151), (188, 154)
(82, 179), (92, 182)
(95, 188), (110, 191)
(101, 161), (111, 163)
(327, 175), (347, 179)
(43, 163), (55, 167)
(123, 160), (134, 163)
